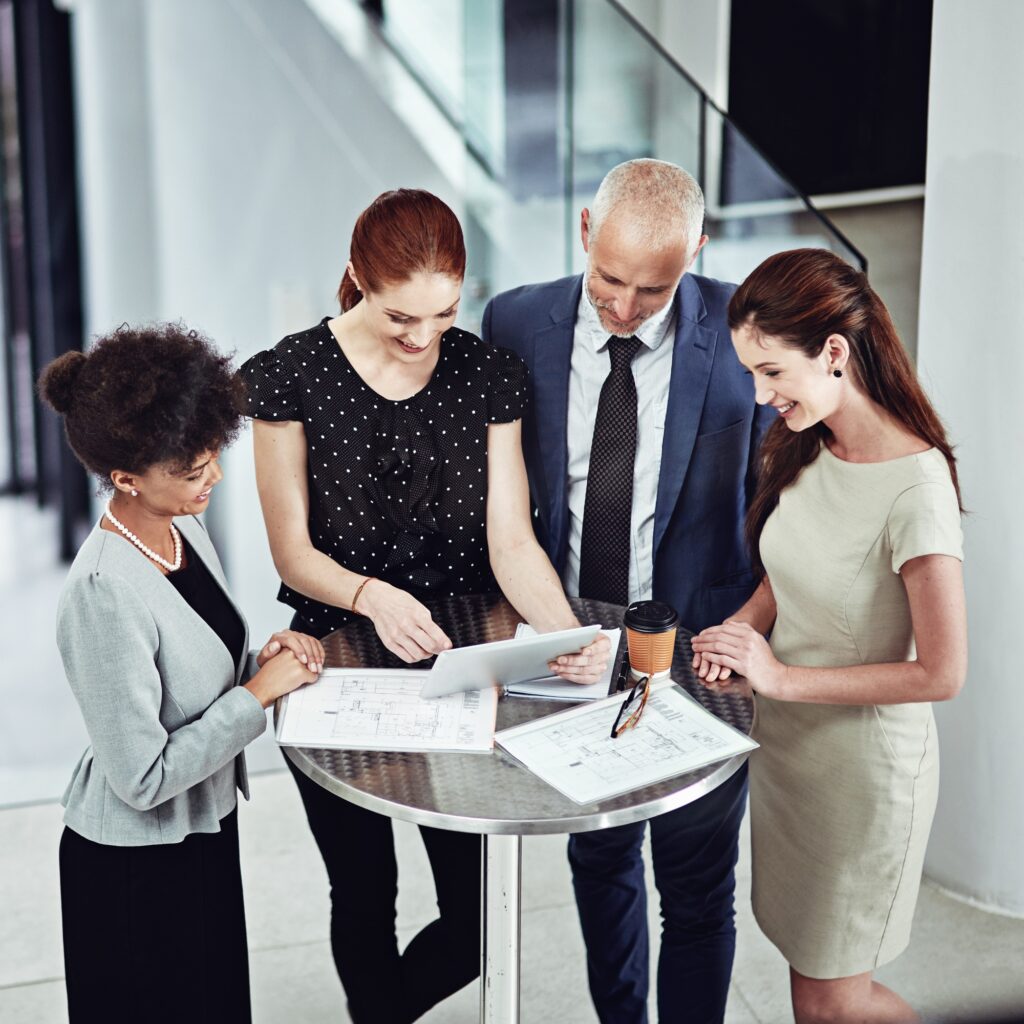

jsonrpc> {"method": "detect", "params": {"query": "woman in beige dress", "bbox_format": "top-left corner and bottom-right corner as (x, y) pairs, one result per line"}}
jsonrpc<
(690, 248), (966, 1024)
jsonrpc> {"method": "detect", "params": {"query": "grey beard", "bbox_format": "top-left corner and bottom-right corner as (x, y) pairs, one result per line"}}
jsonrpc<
(583, 280), (648, 338)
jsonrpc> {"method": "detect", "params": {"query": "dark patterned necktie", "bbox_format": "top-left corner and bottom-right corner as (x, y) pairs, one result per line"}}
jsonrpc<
(578, 335), (643, 604)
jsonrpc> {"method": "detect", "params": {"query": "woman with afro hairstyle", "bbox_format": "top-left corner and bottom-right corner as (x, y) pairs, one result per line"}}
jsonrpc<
(39, 323), (323, 1024)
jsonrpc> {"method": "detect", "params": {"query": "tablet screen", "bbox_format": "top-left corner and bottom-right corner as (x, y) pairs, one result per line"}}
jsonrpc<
(421, 624), (602, 699)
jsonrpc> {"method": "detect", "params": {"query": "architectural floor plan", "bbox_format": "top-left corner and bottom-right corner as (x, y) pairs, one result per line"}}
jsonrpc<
(275, 669), (497, 752)
(496, 681), (756, 803)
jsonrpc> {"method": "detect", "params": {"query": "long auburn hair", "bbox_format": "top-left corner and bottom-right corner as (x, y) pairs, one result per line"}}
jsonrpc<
(338, 188), (466, 311)
(730, 248), (962, 576)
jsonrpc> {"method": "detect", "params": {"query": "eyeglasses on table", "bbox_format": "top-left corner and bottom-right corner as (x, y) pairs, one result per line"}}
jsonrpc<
(610, 664), (651, 738)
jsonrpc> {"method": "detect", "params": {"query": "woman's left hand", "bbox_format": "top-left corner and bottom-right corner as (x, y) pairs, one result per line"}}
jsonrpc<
(256, 630), (326, 674)
(548, 632), (612, 685)
(689, 620), (787, 698)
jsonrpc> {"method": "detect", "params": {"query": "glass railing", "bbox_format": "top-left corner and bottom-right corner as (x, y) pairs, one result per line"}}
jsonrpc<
(321, 0), (865, 326)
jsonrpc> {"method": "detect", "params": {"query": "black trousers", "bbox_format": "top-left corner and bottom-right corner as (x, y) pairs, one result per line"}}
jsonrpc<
(58, 809), (251, 1024)
(286, 755), (481, 1023)
(569, 766), (748, 1024)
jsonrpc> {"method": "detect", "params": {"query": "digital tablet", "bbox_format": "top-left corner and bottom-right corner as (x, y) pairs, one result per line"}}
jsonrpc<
(420, 624), (602, 699)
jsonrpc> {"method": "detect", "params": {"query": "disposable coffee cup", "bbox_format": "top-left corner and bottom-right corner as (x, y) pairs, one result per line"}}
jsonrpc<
(623, 601), (679, 681)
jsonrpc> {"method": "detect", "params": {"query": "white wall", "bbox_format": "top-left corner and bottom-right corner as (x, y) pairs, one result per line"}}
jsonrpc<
(70, 0), (158, 332)
(917, 0), (1024, 914)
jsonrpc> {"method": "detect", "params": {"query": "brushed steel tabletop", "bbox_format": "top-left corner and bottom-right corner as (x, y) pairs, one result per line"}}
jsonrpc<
(284, 594), (753, 835)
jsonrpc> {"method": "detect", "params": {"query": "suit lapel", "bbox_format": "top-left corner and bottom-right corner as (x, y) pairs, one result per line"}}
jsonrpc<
(531, 278), (581, 565)
(653, 277), (719, 556)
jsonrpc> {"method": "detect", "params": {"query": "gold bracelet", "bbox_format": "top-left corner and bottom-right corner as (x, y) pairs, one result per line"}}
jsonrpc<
(351, 576), (376, 611)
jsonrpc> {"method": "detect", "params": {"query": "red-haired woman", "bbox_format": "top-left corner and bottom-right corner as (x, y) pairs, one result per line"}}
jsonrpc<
(240, 189), (608, 1022)
(690, 248), (966, 1024)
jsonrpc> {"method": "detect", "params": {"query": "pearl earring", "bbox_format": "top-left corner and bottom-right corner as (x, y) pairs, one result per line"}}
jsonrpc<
(832, 368), (843, 378)
(131, 488), (138, 496)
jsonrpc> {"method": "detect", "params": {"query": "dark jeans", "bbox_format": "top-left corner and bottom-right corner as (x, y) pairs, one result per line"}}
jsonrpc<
(59, 809), (251, 1024)
(285, 755), (480, 1023)
(568, 764), (748, 1024)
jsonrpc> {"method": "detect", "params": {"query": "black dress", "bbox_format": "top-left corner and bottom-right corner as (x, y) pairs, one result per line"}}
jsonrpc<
(165, 537), (246, 663)
(240, 320), (529, 1023)
(59, 538), (252, 1024)
(239, 318), (528, 636)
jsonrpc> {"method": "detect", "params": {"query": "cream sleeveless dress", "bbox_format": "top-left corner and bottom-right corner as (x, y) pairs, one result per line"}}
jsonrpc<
(750, 445), (962, 979)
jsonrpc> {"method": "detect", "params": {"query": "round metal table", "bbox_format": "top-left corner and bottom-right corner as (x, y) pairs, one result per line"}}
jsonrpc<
(285, 594), (753, 1023)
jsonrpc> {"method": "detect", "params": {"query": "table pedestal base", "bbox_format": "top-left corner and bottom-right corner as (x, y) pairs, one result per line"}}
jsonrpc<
(480, 834), (522, 1023)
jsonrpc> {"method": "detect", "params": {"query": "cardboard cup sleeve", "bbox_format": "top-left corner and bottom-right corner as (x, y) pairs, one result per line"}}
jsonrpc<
(625, 626), (677, 679)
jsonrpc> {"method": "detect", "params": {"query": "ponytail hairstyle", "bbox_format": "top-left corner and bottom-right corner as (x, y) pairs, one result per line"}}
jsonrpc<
(338, 189), (466, 311)
(729, 248), (962, 577)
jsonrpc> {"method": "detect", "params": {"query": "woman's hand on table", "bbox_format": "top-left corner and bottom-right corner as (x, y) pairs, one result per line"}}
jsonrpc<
(692, 641), (733, 686)
(256, 630), (325, 673)
(358, 579), (453, 663)
(245, 650), (319, 709)
(690, 620), (785, 698)
(547, 632), (612, 685)
(693, 656), (754, 699)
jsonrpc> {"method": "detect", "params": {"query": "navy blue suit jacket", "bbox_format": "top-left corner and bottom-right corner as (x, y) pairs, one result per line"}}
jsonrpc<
(482, 272), (774, 633)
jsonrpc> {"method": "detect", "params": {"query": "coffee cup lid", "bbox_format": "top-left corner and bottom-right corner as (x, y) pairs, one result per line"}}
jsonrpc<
(623, 600), (679, 633)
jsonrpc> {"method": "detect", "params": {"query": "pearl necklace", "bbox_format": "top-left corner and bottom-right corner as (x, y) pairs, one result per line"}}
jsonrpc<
(104, 502), (182, 572)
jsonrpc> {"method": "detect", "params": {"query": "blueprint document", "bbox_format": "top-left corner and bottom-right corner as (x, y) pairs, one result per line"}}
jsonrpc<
(495, 681), (756, 804)
(275, 669), (498, 752)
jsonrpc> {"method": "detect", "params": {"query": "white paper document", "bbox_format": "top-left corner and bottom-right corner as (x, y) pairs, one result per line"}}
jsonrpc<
(504, 625), (622, 700)
(495, 680), (757, 804)
(275, 669), (498, 752)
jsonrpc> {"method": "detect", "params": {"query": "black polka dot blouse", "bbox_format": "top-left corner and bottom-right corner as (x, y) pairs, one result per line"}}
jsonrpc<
(239, 318), (529, 636)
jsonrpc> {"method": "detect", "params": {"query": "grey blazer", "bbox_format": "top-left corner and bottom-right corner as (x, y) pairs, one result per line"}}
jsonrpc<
(57, 514), (267, 846)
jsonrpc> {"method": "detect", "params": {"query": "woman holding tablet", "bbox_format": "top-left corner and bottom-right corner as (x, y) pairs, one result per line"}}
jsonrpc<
(241, 188), (608, 1022)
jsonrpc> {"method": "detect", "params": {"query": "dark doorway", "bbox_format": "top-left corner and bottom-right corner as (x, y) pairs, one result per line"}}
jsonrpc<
(0, 0), (89, 558)
(727, 0), (932, 199)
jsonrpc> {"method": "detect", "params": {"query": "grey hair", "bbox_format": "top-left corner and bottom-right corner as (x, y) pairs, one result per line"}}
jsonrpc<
(589, 159), (705, 256)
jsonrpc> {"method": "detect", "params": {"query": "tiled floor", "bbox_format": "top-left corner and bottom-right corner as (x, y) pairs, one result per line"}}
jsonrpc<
(4, 491), (1024, 1023)
(0, 500), (90, 808)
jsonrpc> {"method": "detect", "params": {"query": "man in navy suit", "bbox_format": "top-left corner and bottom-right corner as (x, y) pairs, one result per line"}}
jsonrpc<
(482, 159), (773, 1023)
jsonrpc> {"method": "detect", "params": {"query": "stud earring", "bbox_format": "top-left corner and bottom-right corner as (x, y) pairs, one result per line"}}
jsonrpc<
(131, 488), (138, 496)
(832, 368), (843, 378)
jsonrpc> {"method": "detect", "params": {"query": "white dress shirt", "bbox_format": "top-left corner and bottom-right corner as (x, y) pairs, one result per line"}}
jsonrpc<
(563, 287), (677, 604)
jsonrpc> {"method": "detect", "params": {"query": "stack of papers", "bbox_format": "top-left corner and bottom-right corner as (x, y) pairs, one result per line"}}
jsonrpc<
(504, 625), (622, 700)
(495, 679), (757, 804)
(275, 669), (497, 752)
